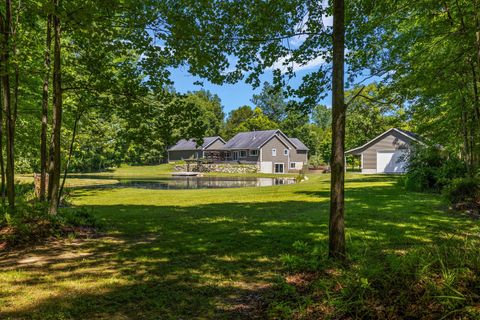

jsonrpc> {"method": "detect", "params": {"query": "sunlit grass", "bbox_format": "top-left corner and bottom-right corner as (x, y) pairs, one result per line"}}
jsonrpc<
(2, 173), (479, 319)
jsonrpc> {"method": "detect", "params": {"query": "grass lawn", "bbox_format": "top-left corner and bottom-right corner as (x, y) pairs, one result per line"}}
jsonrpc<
(2, 172), (479, 319)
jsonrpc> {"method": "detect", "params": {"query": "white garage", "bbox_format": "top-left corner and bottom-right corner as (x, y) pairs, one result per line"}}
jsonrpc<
(345, 128), (424, 174)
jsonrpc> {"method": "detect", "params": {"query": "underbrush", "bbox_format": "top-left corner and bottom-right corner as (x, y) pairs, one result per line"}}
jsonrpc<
(0, 182), (102, 249)
(443, 177), (480, 214)
(265, 240), (480, 319)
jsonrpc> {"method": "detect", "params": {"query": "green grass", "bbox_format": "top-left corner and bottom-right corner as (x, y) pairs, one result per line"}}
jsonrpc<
(72, 163), (177, 178)
(1, 173), (479, 319)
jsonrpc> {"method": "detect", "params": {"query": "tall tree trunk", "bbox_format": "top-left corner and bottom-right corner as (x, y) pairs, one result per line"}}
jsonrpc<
(0, 85), (5, 204)
(40, 14), (52, 201)
(59, 111), (80, 202)
(0, 0), (15, 212)
(329, 0), (346, 259)
(49, 0), (62, 215)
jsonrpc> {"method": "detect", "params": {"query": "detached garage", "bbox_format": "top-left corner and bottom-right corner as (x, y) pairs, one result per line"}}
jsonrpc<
(345, 128), (424, 174)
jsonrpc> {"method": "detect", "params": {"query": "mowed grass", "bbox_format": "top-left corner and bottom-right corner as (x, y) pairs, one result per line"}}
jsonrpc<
(1, 171), (479, 319)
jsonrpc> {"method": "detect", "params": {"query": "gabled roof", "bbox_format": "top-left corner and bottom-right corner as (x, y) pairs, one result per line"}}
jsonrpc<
(222, 130), (280, 149)
(222, 129), (309, 151)
(168, 136), (225, 151)
(345, 128), (424, 155)
(289, 138), (309, 151)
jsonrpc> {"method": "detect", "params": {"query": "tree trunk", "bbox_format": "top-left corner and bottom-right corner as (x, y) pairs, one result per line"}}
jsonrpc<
(0, 0), (15, 212)
(40, 14), (52, 201)
(48, 0), (62, 215)
(0, 83), (5, 204)
(59, 112), (80, 202)
(329, 0), (346, 260)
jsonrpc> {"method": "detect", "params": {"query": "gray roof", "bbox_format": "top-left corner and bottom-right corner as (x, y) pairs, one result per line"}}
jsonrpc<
(222, 130), (281, 149)
(345, 128), (424, 155)
(168, 136), (224, 151)
(222, 129), (308, 151)
(289, 138), (309, 151)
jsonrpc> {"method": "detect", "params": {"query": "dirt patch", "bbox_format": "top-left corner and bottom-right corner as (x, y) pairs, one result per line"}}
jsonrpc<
(218, 283), (272, 319)
(286, 272), (320, 293)
(0, 237), (109, 270)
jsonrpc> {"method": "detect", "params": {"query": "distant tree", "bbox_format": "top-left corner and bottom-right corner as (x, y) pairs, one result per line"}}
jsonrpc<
(251, 82), (287, 123)
(281, 106), (316, 152)
(318, 129), (332, 164)
(224, 105), (255, 138)
(185, 90), (225, 136)
(234, 107), (278, 134)
(312, 104), (332, 131)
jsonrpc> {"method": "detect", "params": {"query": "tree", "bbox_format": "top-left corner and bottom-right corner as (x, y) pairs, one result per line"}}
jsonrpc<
(40, 13), (52, 201)
(281, 106), (316, 152)
(185, 90), (225, 136)
(312, 104), (331, 131)
(234, 107), (278, 134)
(48, 0), (62, 214)
(0, 0), (15, 211)
(224, 105), (255, 139)
(345, 84), (405, 151)
(329, 0), (346, 259)
(251, 82), (287, 123)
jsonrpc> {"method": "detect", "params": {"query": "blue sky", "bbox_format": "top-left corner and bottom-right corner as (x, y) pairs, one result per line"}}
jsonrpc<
(169, 66), (332, 114)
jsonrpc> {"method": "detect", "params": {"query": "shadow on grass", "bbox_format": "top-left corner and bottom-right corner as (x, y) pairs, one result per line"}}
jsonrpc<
(1, 183), (473, 319)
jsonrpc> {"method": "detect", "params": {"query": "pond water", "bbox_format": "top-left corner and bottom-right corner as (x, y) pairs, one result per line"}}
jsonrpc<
(72, 176), (297, 190)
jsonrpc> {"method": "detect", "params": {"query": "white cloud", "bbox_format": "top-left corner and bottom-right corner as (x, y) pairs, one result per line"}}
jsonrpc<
(322, 0), (333, 27)
(286, 1), (332, 49)
(322, 15), (333, 27)
(268, 54), (326, 73)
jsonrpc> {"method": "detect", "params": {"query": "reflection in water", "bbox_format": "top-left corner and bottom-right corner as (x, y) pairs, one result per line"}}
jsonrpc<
(76, 176), (297, 190)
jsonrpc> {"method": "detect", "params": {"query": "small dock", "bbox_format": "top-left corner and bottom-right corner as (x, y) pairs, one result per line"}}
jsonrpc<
(172, 172), (201, 176)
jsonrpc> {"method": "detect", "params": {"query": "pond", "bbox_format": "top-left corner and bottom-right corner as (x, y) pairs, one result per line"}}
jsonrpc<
(71, 176), (298, 190)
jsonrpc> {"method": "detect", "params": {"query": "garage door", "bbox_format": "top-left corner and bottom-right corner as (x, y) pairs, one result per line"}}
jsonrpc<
(376, 150), (407, 173)
(260, 161), (273, 173)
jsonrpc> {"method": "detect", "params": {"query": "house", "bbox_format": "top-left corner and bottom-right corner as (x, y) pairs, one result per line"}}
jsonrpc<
(167, 130), (309, 173)
(220, 129), (308, 173)
(345, 128), (424, 174)
(167, 136), (226, 161)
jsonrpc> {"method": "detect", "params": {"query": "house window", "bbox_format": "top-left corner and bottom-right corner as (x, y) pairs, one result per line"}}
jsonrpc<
(249, 149), (258, 156)
(224, 152), (231, 158)
(239, 150), (247, 158)
(272, 148), (277, 156)
(290, 162), (296, 169)
(284, 149), (289, 156)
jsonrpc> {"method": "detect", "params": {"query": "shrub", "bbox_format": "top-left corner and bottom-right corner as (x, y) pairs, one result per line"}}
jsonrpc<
(0, 204), (101, 248)
(308, 154), (327, 168)
(443, 177), (480, 206)
(404, 146), (467, 192)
